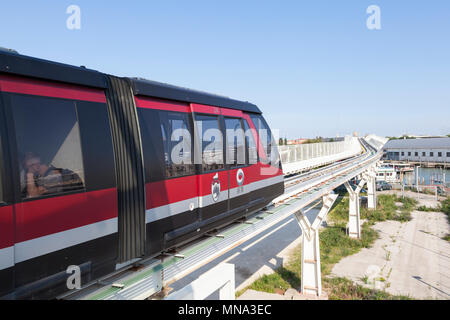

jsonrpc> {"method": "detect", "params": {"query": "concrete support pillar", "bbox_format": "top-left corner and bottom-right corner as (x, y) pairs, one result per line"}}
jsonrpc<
(367, 169), (377, 210)
(301, 228), (321, 296)
(293, 194), (338, 296)
(348, 191), (361, 239)
(345, 179), (366, 239)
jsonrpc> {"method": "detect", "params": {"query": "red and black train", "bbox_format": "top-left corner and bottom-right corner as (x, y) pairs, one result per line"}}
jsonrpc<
(0, 50), (284, 299)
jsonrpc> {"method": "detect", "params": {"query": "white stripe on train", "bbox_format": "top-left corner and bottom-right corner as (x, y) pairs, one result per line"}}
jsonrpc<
(146, 174), (283, 223)
(0, 175), (283, 268)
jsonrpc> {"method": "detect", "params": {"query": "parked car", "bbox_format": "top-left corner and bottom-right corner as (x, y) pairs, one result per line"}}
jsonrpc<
(376, 181), (392, 191)
(437, 186), (447, 196)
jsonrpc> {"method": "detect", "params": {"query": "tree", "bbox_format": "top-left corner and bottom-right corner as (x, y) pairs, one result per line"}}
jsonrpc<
(284, 137), (287, 145)
(279, 138), (283, 145)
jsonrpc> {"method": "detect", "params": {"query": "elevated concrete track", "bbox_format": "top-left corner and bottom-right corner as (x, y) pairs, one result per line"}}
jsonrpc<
(63, 135), (386, 300)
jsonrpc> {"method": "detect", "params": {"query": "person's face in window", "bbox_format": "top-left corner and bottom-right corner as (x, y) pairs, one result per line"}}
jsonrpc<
(25, 157), (42, 175)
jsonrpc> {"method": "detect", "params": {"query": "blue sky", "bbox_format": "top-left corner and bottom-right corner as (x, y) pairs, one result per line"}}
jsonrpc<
(1, 1), (449, 139)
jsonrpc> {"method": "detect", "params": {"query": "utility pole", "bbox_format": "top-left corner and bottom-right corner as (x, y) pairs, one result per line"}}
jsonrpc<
(416, 165), (421, 199)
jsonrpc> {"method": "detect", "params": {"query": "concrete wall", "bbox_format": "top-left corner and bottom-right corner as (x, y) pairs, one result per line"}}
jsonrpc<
(279, 137), (362, 175)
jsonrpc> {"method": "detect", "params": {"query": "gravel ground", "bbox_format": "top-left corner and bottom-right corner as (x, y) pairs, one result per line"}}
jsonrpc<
(331, 191), (450, 299)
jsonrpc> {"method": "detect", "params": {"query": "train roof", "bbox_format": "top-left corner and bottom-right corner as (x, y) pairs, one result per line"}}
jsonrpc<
(130, 78), (261, 114)
(0, 49), (107, 89)
(0, 50), (261, 114)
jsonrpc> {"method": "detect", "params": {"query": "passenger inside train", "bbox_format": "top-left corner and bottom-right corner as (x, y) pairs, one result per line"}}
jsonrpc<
(22, 152), (83, 198)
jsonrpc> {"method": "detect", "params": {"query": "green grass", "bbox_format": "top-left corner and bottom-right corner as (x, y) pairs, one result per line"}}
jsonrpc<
(417, 205), (439, 212)
(329, 194), (418, 225)
(439, 197), (450, 242)
(440, 197), (450, 217)
(360, 194), (417, 223)
(404, 186), (436, 195)
(238, 194), (418, 299)
(320, 222), (378, 275)
(238, 221), (380, 298)
(324, 277), (411, 300)
(326, 196), (349, 224)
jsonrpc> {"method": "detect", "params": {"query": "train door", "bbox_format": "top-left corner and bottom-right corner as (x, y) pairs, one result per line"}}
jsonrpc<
(222, 109), (251, 214)
(191, 104), (229, 223)
(136, 97), (199, 254)
(245, 113), (284, 209)
(0, 92), (15, 298)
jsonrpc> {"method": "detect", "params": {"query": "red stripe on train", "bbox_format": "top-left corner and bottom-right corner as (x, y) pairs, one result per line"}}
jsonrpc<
(145, 171), (229, 209)
(191, 103), (220, 115)
(145, 164), (282, 210)
(145, 175), (199, 209)
(0, 74), (107, 103)
(135, 96), (190, 113)
(221, 107), (243, 118)
(14, 188), (118, 243)
(0, 206), (14, 249)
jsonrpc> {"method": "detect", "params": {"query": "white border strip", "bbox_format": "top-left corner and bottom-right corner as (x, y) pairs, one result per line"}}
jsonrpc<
(145, 175), (284, 224)
(14, 218), (118, 264)
(0, 246), (14, 269)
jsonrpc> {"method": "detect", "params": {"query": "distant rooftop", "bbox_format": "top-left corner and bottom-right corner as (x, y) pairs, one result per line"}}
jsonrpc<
(384, 137), (450, 150)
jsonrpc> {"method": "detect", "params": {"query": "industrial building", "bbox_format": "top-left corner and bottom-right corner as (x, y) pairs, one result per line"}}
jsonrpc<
(383, 137), (450, 163)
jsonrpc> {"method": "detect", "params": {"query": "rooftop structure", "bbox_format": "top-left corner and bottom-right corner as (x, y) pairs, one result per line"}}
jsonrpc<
(383, 137), (450, 162)
(384, 137), (450, 150)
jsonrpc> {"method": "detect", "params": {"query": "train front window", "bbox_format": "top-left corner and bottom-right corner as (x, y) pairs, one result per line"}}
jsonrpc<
(10, 94), (85, 199)
(249, 114), (279, 165)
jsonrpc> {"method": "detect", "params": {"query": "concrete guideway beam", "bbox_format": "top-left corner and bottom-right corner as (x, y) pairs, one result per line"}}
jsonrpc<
(166, 263), (235, 300)
(293, 193), (338, 296)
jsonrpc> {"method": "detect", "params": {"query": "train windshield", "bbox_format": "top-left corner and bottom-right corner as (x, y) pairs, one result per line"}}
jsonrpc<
(249, 114), (279, 166)
(10, 94), (85, 199)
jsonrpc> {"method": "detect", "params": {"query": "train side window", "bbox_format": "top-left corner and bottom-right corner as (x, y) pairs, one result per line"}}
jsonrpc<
(243, 120), (258, 165)
(160, 111), (195, 178)
(138, 108), (194, 181)
(196, 114), (224, 172)
(138, 108), (165, 183)
(10, 94), (85, 199)
(225, 117), (245, 167)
